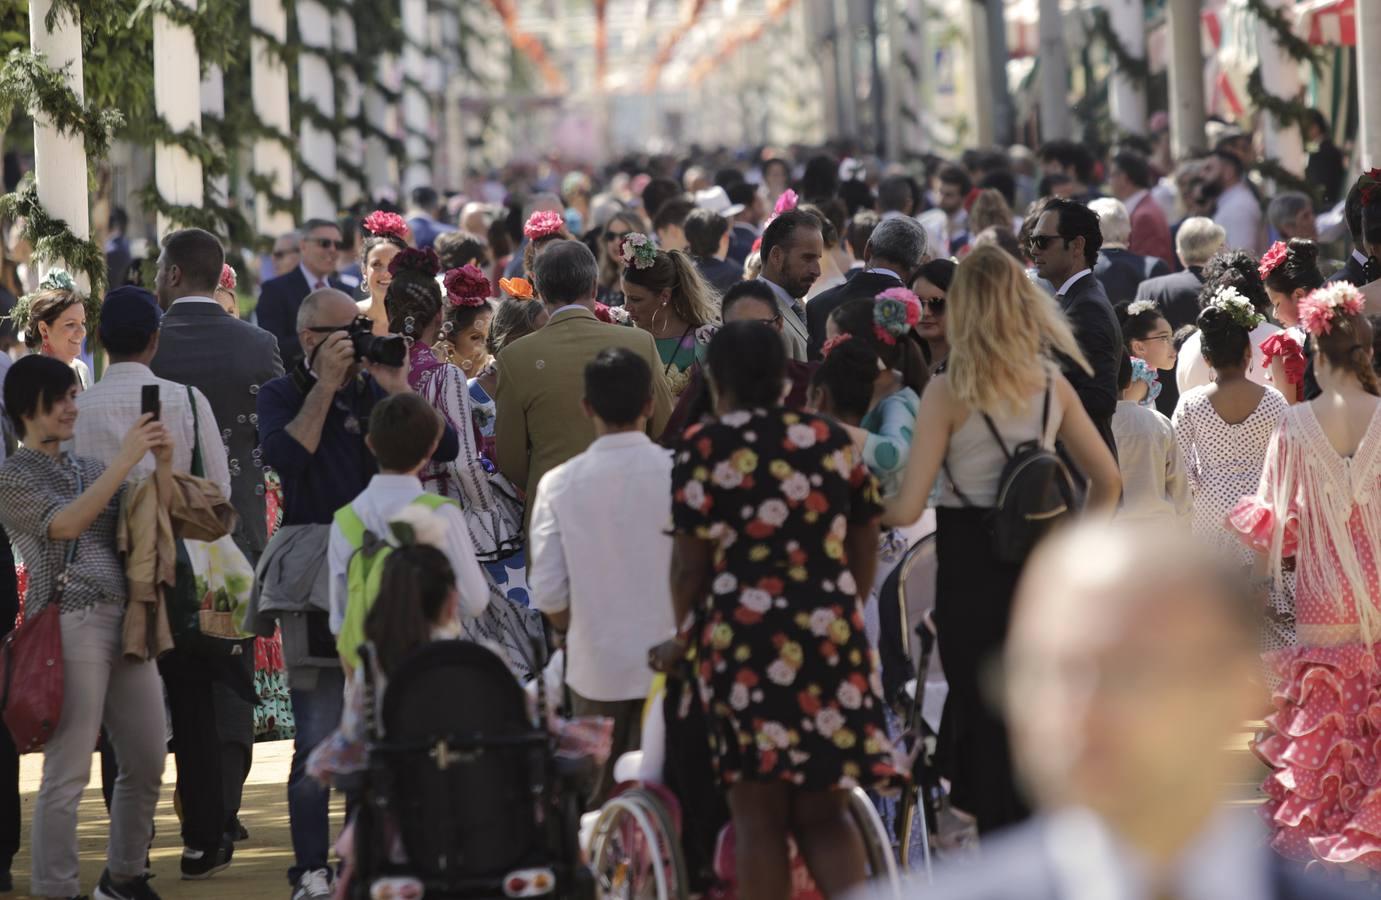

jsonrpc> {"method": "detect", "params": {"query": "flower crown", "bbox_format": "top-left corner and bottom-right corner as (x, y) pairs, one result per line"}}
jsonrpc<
(524, 210), (566, 241)
(444, 264), (490, 308)
(1258, 241), (1289, 281)
(1298, 281), (1365, 337)
(1126, 299), (1157, 318)
(388, 247), (441, 277)
(617, 233), (659, 270)
(499, 277), (534, 300)
(1359, 168), (1381, 206)
(872, 287), (922, 346)
(218, 263), (237, 292)
(1205, 285), (1265, 330)
(363, 210), (411, 242)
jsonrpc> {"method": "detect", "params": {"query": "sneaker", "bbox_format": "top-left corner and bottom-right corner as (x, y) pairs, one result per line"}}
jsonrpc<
(292, 868), (333, 900)
(93, 869), (161, 900)
(181, 839), (233, 880)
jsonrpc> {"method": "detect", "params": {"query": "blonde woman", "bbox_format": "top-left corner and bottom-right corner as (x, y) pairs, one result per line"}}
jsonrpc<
(883, 245), (1121, 834)
(616, 234), (720, 397)
(967, 188), (1016, 237)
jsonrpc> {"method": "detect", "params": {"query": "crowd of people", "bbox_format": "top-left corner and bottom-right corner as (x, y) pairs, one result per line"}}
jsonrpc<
(2, 118), (1381, 900)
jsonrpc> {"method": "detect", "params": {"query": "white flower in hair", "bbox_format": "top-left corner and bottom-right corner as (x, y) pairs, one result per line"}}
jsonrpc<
(1206, 285), (1264, 330)
(387, 504), (450, 552)
(1126, 300), (1157, 317)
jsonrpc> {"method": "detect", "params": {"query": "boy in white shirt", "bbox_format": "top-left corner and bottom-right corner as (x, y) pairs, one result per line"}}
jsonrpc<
(528, 348), (677, 806)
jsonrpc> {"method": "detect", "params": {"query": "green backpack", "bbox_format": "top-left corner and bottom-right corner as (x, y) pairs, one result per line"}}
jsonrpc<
(334, 493), (455, 669)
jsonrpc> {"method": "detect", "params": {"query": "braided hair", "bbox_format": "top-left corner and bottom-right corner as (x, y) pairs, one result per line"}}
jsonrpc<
(384, 250), (443, 338)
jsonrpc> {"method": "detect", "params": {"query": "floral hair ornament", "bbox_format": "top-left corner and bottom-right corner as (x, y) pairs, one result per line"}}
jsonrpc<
(523, 210), (566, 241)
(1126, 299), (1157, 318)
(773, 189), (799, 216)
(618, 233), (659, 270)
(388, 247), (441, 277)
(1358, 168), (1381, 206)
(1298, 281), (1365, 337)
(1205, 285), (1264, 330)
(1129, 356), (1162, 407)
(38, 268), (77, 293)
(1258, 241), (1289, 281)
(218, 264), (237, 293)
(872, 287), (922, 346)
(499, 277), (534, 300)
(362, 210), (411, 242)
(821, 333), (853, 358)
(444, 264), (491, 308)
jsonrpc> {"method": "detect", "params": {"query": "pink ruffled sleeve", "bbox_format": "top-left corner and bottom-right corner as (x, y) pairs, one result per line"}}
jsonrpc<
(1227, 419), (1299, 558)
(1259, 332), (1306, 397)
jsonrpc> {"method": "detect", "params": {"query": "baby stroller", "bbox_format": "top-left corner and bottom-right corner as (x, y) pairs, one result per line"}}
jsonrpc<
(350, 640), (595, 900)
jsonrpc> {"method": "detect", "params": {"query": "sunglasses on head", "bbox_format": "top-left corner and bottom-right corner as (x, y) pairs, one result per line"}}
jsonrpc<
(307, 237), (348, 251)
(1028, 234), (1067, 251)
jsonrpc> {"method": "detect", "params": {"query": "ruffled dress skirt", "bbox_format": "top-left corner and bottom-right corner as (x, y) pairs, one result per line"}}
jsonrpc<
(1257, 642), (1381, 870)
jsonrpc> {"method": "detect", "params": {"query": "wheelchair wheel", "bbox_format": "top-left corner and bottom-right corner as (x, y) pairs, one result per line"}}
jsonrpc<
(588, 789), (689, 900)
(848, 787), (901, 899)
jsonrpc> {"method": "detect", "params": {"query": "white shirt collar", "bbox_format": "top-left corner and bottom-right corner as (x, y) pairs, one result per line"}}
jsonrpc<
(550, 303), (592, 318)
(300, 261), (332, 289)
(1124, 189), (1149, 213)
(367, 473), (424, 493)
(588, 431), (653, 452)
(867, 267), (903, 282)
(1354, 248), (1369, 266)
(101, 361), (153, 377)
(1056, 268), (1093, 296)
(760, 276), (796, 305)
(170, 295), (220, 307)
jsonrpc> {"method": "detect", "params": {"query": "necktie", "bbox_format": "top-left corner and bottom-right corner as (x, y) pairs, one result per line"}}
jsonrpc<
(314, 279), (326, 291)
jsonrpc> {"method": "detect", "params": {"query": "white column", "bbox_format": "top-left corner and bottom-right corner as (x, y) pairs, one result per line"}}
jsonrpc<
(401, 0), (432, 192)
(441, 4), (465, 191)
(363, 53), (401, 201)
(153, 0), (204, 237)
(28, 0), (90, 287)
(200, 63), (229, 206)
(1254, 0), (1306, 176)
(1359, 0), (1381, 170)
(1107, 0), (1147, 136)
(334, 8), (365, 207)
(1166, 0), (1206, 159)
(1038, 0), (1072, 142)
(297, 0), (337, 219)
(832, 0), (858, 137)
(251, 0), (295, 237)
(965, 0), (994, 147)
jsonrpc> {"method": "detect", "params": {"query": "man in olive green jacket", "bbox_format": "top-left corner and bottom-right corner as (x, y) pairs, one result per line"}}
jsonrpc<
(495, 240), (672, 526)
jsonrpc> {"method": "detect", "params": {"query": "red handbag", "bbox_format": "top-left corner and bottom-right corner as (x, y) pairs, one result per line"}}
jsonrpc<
(0, 471), (80, 754)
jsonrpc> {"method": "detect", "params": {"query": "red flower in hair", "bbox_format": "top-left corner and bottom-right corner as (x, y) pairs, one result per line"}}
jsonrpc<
(524, 210), (566, 240)
(821, 333), (852, 357)
(218, 263), (236, 292)
(1258, 241), (1289, 281)
(751, 236), (763, 255)
(1361, 169), (1381, 205)
(444, 264), (491, 307)
(362, 210), (411, 242)
(388, 247), (440, 277)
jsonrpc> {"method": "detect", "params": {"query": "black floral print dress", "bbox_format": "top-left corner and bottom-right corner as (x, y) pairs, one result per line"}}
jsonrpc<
(672, 407), (903, 792)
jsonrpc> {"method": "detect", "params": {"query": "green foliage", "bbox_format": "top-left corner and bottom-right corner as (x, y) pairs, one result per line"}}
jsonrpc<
(0, 177), (107, 325)
(1087, 7), (1149, 86)
(0, 49), (124, 159)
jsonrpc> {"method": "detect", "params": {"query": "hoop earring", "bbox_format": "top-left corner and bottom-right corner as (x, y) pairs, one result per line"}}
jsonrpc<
(650, 302), (668, 336)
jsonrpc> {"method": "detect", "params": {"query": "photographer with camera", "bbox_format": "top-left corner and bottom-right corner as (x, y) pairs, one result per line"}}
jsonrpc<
(250, 287), (458, 900)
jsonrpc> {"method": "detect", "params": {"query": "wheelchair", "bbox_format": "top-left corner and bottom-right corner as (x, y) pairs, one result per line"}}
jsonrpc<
(350, 640), (595, 900)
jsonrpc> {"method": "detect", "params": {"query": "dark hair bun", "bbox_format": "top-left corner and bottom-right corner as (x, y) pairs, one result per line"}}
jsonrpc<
(827, 336), (880, 380)
(1196, 305), (1231, 334)
(1287, 237), (1319, 269)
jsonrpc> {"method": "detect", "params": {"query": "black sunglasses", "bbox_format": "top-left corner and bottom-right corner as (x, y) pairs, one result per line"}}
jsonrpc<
(919, 298), (945, 315)
(1028, 234), (1068, 251)
(307, 237), (348, 251)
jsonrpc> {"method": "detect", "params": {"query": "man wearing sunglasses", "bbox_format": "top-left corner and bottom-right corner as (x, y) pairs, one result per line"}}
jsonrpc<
(1029, 198), (1122, 455)
(255, 218), (350, 366)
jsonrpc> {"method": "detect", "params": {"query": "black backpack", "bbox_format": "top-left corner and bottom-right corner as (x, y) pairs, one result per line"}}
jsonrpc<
(947, 380), (1076, 564)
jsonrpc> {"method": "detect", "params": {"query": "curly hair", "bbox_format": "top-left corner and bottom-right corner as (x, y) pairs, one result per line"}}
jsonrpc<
(1198, 249), (1271, 318)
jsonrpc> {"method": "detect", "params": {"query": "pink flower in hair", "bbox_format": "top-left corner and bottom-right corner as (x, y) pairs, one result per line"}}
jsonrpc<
(1258, 241), (1289, 281)
(773, 189), (799, 215)
(524, 210), (566, 240)
(363, 210), (411, 242)
(1298, 281), (1366, 337)
(218, 263), (236, 292)
(444, 264), (491, 307)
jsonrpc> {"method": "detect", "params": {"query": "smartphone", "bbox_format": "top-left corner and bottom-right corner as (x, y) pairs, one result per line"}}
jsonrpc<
(140, 384), (160, 421)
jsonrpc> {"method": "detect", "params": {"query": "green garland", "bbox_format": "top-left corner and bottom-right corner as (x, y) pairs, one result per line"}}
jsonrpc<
(1240, 0), (1320, 184)
(1087, 7), (1149, 87)
(0, 49), (124, 160)
(0, 178), (107, 318)
(1252, 157), (1321, 206)
(1243, 0), (1322, 70)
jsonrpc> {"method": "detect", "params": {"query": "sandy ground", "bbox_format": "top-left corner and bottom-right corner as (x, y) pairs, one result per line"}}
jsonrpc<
(10, 740), (341, 899)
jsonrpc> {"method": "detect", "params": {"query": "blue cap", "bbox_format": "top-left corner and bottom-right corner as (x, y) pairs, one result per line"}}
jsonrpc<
(98, 286), (162, 345)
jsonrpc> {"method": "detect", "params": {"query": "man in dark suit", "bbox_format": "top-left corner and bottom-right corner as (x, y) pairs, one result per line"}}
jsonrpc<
(1089, 197), (1170, 305)
(152, 227), (285, 851)
(1329, 183), (1375, 287)
(897, 524), (1371, 900)
(1133, 216), (1226, 330)
(1029, 198), (1121, 453)
(805, 216), (928, 358)
(254, 217), (349, 365)
(684, 208), (744, 295)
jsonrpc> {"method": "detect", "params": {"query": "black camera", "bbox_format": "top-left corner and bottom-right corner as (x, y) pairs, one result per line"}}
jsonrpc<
(345, 316), (407, 368)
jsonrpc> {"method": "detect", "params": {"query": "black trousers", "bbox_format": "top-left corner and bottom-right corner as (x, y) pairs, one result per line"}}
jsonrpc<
(214, 646), (256, 831)
(158, 647), (226, 853)
(0, 529), (18, 873)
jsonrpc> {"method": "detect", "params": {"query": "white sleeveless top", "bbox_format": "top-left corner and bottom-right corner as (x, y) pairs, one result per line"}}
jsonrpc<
(936, 385), (1065, 508)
